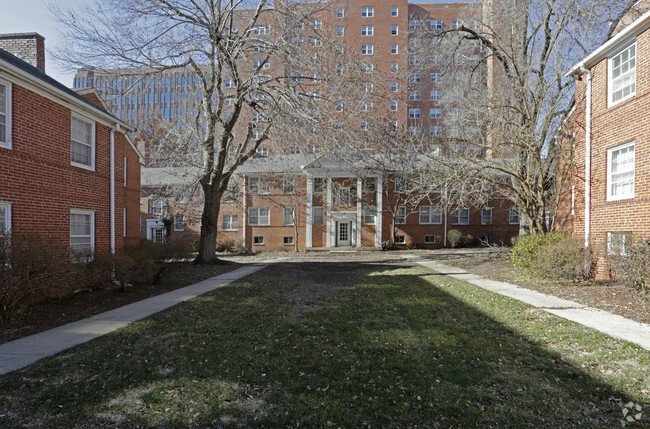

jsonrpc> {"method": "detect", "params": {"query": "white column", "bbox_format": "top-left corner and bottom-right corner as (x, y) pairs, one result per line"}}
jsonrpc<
(326, 176), (332, 247)
(356, 176), (362, 247)
(242, 176), (247, 247)
(376, 173), (382, 247)
(306, 176), (313, 248)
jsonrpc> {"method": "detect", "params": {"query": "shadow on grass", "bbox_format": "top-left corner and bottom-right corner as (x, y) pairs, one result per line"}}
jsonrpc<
(0, 259), (646, 427)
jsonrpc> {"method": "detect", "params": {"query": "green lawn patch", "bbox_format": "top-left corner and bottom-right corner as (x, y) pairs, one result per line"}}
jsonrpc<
(0, 260), (647, 427)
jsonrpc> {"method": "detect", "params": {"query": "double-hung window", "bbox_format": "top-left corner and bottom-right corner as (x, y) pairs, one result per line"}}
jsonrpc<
(451, 209), (470, 225)
(391, 25), (399, 35)
(0, 202), (10, 264)
(70, 210), (94, 255)
(312, 207), (324, 225)
(248, 176), (269, 194)
(396, 206), (406, 224)
(419, 206), (442, 224)
(390, 100), (398, 111)
(361, 25), (374, 36)
(391, 6), (399, 17)
(409, 91), (421, 101)
(0, 79), (12, 149)
(222, 214), (238, 231)
(607, 231), (631, 256)
(283, 207), (294, 225)
(248, 208), (270, 226)
(283, 176), (295, 194)
(361, 7), (374, 17)
(607, 141), (635, 200)
(364, 206), (376, 225)
(71, 116), (95, 169)
(409, 108), (421, 119)
(174, 214), (185, 231)
(391, 44), (399, 54)
(361, 44), (374, 55)
(431, 20), (443, 30)
(430, 108), (442, 119)
(610, 42), (636, 105)
(509, 208), (520, 224)
(481, 208), (492, 225)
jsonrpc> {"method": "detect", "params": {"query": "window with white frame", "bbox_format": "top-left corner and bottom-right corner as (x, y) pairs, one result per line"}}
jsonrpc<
(248, 176), (269, 194)
(396, 206), (406, 224)
(430, 126), (442, 136)
(607, 231), (631, 255)
(248, 208), (270, 226)
(391, 6), (399, 16)
(174, 214), (185, 231)
(0, 80), (12, 149)
(419, 206), (442, 224)
(252, 129), (264, 140)
(391, 25), (399, 35)
(0, 202), (10, 235)
(336, 26), (344, 37)
(71, 116), (95, 169)
(225, 78), (234, 88)
(361, 44), (374, 55)
(283, 236), (294, 245)
(395, 176), (407, 193)
(361, 62), (374, 73)
(70, 210), (94, 254)
(390, 100), (398, 111)
(288, 145), (301, 155)
(364, 177), (377, 192)
(425, 235), (436, 244)
(610, 42), (636, 105)
(430, 108), (442, 119)
(253, 25), (270, 35)
(409, 126), (421, 135)
(361, 25), (374, 36)
(391, 44), (399, 54)
(364, 206), (377, 225)
(283, 207), (294, 225)
(509, 208), (520, 224)
(409, 108), (421, 119)
(310, 19), (322, 29)
(409, 91), (421, 101)
(312, 206), (324, 225)
(607, 141), (635, 200)
(335, 187), (352, 206)
(283, 176), (295, 194)
(222, 214), (238, 231)
(337, 7), (344, 18)
(253, 59), (270, 69)
(391, 62), (399, 73)
(313, 177), (324, 193)
(148, 198), (166, 215)
(430, 73), (441, 83)
(451, 208), (470, 225)
(335, 101), (344, 112)
(361, 6), (374, 17)
(255, 146), (268, 157)
(390, 81), (398, 92)
(481, 208), (492, 225)
(254, 236), (264, 245)
(431, 19), (443, 30)
(452, 19), (463, 29)
(395, 235), (405, 244)
(409, 73), (421, 83)
(430, 90), (442, 100)
(360, 100), (373, 112)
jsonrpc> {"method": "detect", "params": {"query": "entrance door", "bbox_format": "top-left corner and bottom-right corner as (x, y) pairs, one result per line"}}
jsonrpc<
(152, 227), (165, 243)
(337, 221), (351, 246)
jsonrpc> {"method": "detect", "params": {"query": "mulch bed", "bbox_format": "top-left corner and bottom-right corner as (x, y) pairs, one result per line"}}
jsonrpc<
(0, 261), (239, 345)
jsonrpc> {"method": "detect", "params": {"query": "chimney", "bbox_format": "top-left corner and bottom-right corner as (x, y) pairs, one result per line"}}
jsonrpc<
(0, 33), (46, 71)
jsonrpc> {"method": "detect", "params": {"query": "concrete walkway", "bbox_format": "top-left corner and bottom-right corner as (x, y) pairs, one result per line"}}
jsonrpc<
(0, 263), (268, 375)
(405, 255), (650, 351)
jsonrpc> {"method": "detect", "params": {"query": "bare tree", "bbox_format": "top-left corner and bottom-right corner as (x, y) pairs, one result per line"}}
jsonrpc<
(53, 0), (332, 263)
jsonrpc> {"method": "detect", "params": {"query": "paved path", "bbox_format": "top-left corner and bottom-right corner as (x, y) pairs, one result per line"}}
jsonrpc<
(0, 263), (268, 375)
(405, 255), (650, 351)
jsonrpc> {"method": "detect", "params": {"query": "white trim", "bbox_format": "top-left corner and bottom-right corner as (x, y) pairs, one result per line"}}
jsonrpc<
(606, 140), (635, 201)
(608, 41), (636, 107)
(222, 214), (239, 231)
(70, 209), (95, 253)
(0, 78), (12, 149)
(248, 207), (270, 226)
(71, 114), (96, 170)
(481, 207), (493, 225)
(509, 208), (520, 225)
(451, 208), (470, 225)
(419, 206), (442, 224)
(0, 202), (11, 234)
(124, 157), (128, 186)
(306, 176), (313, 247)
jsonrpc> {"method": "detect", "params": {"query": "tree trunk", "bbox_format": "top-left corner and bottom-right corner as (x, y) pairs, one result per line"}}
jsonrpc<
(195, 182), (222, 264)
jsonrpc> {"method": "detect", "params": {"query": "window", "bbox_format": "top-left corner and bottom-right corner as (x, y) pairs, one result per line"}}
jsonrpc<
(254, 236), (264, 245)
(430, 108), (442, 119)
(420, 206), (442, 224)
(430, 126), (442, 136)
(364, 177), (377, 192)
(335, 187), (352, 206)
(409, 108), (421, 119)
(409, 20), (422, 31)
(70, 210), (94, 254)
(610, 42), (636, 105)
(396, 206), (406, 224)
(253, 25), (270, 35)
(425, 235), (436, 244)
(283, 176), (295, 194)
(361, 44), (374, 55)
(451, 209), (470, 225)
(452, 19), (463, 29)
(362, 62), (374, 73)
(174, 214), (185, 231)
(222, 214), (238, 231)
(391, 44), (399, 54)
(409, 91), (421, 101)
(390, 81), (398, 92)
(337, 7), (344, 18)
(252, 129), (264, 140)
(313, 207), (324, 225)
(391, 25), (399, 35)
(0, 202), (9, 263)
(336, 26), (344, 37)
(607, 141), (635, 200)
(409, 73), (421, 83)
(313, 177), (324, 193)
(607, 231), (631, 256)
(311, 37), (322, 47)
(431, 20), (443, 30)
(311, 19), (322, 29)
(148, 198), (166, 216)
(225, 78), (234, 88)
(509, 208), (520, 224)
(361, 206), (376, 225)
(395, 176), (407, 193)
(395, 235), (405, 244)
(360, 100), (373, 112)
(283, 236), (294, 245)
(256, 147), (268, 157)
(288, 145), (301, 155)
(0, 80), (11, 149)
(390, 100), (398, 111)
(249, 208), (270, 226)
(391, 6), (399, 16)
(362, 25), (374, 36)
(71, 116), (95, 169)
(363, 81), (373, 92)
(391, 62), (398, 73)
(430, 90), (442, 100)
(253, 59), (270, 69)
(248, 176), (269, 194)
(283, 207), (294, 225)
(408, 126), (421, 135)
(361, 7), (374, 17)
(481, 208), (492, 225)
(430, 73), (441, 83)
(335, 101), (344, 112)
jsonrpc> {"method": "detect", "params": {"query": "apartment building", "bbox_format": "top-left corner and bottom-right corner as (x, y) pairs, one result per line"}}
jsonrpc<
(564, 7), (650, 278)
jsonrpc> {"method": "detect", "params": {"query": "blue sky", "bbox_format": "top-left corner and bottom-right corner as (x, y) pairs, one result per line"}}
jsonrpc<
(2, 0), (476, 87)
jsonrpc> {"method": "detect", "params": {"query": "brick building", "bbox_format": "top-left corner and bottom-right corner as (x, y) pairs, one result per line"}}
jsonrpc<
(0, 34), (144, 265)
(564, 7), (650, 278)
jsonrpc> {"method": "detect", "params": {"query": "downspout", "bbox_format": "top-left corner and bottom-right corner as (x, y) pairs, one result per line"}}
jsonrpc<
(443, 183), (448, 247)
(580, 66), (592, 259)
(110, 124), (119, 254)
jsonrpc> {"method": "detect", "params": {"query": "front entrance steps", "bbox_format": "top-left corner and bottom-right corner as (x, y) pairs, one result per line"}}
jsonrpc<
(305, 247), (382, 253)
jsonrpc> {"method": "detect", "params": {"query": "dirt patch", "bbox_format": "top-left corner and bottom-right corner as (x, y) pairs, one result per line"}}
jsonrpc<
(0, 261), (240, 345)
(432, 250), (650, 325)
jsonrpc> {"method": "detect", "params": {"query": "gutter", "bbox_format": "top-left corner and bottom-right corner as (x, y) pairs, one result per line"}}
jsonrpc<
(580, 66), (592, 262)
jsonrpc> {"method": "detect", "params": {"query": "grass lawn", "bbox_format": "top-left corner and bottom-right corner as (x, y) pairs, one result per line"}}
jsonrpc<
(0, 257), (648, 427)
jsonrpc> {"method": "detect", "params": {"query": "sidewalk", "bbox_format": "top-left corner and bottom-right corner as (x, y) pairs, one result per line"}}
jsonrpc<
(0, 263), (268, 375)
(405, 255), (650, 351)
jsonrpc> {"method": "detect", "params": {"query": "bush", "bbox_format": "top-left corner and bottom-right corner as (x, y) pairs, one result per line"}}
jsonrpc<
(463, 234), (474, 247)
(216, 239), (236, 253)
(511, 232), (589, 281)
(448, 229), (464, 248)
(613, 242), (650, 295)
